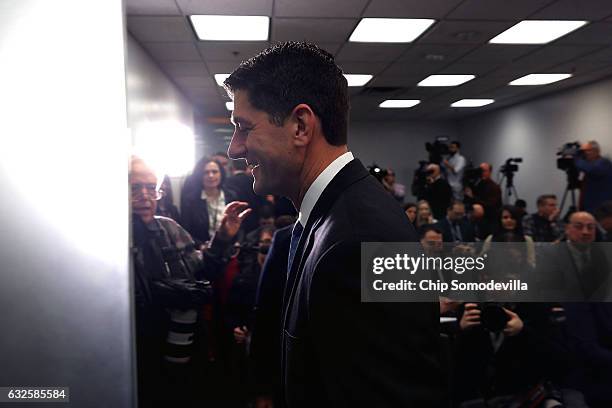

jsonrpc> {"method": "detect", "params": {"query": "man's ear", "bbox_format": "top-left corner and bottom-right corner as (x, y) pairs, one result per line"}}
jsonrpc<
(290, 103), (317, 148)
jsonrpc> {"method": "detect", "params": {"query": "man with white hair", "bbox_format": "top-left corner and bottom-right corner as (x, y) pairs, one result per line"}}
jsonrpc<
(130, 156), (250, 407)
(575, 140), (612, 212)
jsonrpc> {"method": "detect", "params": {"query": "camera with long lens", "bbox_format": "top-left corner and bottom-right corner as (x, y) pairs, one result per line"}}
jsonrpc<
(463, 164), (483, 189)
(411, 161), (434, 198)
(425, 136), (450, 164)
(556, 141), (581, 170)
(479, 303), (511, 333)
(500, 157), (522, 176)
(368, 163), (388, 183)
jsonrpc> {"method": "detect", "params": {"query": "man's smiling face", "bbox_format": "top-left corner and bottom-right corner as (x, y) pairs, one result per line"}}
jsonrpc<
(228, 89), (300, 197)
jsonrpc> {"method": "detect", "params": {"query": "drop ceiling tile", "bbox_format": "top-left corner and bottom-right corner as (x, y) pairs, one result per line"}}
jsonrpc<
(367, 75), (424, 87)
(161, 61), (209, 76)
(381, 60), (448, 76)
(175, 0), (273, 15)
(514, 45), (603, 69)
(126, 0), (181, 15)
(419, 21), (515, 44)
(128, 16), (195, 42)
(271, 18), (358, 42)
(461, 45), (539, 63)
(554, 22), (612, 45)
(447, 0), (552, 20)
(545, 60), (610, 75)
(197, 42), (269, 62)
(173, 76), (216, 89)
(437, 62), (501, 76)
(206, 61), (244, 74)
(363, 0), (463, 18)
(338, 61), (389, 75)
(530, 0), (612, 20)
(143, 42), (202, 61)
(336, 43), (410, 62)
(274, 0), (369, 17)
(580, 45), (612, 61)
(397, 44), (478, 62)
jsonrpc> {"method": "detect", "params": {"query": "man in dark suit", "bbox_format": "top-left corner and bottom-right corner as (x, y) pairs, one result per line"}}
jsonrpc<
(537, 211), (611, 301)
(436, 201), (475, 243)
(223, 42), (444, 407)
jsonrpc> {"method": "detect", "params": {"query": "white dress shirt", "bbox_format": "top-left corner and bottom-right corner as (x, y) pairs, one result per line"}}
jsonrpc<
(297, 151), (354, 227)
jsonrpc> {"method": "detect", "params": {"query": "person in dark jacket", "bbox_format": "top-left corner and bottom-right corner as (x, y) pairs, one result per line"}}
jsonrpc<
(181, 157), (239, 248)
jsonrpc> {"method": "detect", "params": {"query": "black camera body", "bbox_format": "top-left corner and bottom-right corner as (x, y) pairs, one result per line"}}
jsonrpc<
(500, 157), (522, 176)
(425, 137), (450, 164)
(479, 303), (511, 333)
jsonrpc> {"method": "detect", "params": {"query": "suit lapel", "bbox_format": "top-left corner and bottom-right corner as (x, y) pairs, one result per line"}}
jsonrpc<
(282, 159), (370, 322)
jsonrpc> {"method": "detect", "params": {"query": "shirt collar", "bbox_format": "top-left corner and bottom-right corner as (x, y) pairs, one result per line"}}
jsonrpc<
(297, 151), (354, 227)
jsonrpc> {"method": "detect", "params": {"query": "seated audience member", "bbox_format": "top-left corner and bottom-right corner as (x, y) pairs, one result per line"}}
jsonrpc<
(403, 202), (417, 229)
(155, 175), (181, 223)
(454, 302), (588, 408)
(130, 156), (249, 408)
(514, 199), (527, 221)
(481, 205), (535, 268)
(537, 211), (611, 302)
(465, 162), (502, 226)
(249, 224), (292, 408)
(436, 201), (475, 243)
(574, 140), (612, 213)
(522, 194), (563, 242)
(382, 168), (405, 203)
(416, 199), (437, 228)
(181, 157), (239, 249)
(562, 302), (612, 407)
(469, 203), (490, 241)
(422, 163), (453, 220)
(593, 200), (612, 241)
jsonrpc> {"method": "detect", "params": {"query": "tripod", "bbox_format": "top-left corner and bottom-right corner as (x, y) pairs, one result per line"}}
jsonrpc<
(559, 168), (581, 217)
(498, 171), (520, 204)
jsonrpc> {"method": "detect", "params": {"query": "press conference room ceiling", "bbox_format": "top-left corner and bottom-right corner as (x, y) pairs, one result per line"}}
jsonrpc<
(126, 0), (612, 121)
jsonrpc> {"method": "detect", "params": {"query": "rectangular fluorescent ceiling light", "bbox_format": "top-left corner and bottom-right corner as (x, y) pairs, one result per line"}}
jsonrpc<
(489, 20), (587, 44)
(214, 73), (230, 86)
(418, 75), (475, 87)
(190, 15), (269, 41)
(379, 99), (420, 108)
(225, 102), (234, 111)
(451, 99), (495, 107)
(349, 18), (435, 43)
(509, 73), (572, 86)
(344, 74), (372, 86)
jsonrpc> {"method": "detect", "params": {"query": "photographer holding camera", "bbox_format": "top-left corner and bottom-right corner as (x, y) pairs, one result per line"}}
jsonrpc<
(465, 162), (502, 225)
(422, 163), (453, 220)
(575, 140), (612, 213)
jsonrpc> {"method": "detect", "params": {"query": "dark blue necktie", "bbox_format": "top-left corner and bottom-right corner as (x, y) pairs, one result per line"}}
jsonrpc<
(287, 221), (304, 274)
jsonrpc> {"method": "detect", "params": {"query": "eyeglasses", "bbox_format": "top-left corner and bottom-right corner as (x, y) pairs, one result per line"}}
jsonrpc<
(569, 222), (597, 231)
(131, 183), (162, 200)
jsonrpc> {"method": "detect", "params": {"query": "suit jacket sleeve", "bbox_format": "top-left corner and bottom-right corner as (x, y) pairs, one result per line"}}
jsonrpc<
(308, 240), (445, 407)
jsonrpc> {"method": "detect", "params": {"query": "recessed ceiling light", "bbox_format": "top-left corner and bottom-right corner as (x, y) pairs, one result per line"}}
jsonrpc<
(417, 75), (475, 87)
(343, 74), (373, 86)
(379, 99), (421, 108)
(509, 73), (572, 86)
(214, 73), (230, 86)
(190, 15), (270, 41)
(225, 102), (234, 111)
(349, 18), (435, 43)
(451, 99), (495, 107)
(489, 20), (587, 44)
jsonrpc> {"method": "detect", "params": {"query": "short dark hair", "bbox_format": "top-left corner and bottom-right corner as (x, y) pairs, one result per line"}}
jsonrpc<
(419, 225), (443, 240)
(536, 194), (556, 207)
(450, 141), (461, 148)
(224, 41), (349, 146)
(403, 202), (417, 211)
(447, 200), (465, 211)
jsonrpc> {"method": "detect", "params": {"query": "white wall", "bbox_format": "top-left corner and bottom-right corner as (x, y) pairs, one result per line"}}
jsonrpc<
(349, 120), (460, 202)
(458, 76), (612, 212)
(0, 0), (133, 406)
(126, 34), (196, 205)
